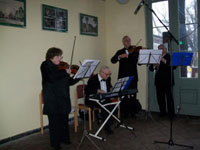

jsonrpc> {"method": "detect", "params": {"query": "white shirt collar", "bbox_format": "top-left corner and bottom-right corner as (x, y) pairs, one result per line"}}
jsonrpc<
(98, 74), (104, 82)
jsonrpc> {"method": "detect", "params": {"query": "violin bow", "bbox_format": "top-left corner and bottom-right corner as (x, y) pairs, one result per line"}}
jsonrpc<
(135, 39), (142, 46)
(69, 36), (76, 68)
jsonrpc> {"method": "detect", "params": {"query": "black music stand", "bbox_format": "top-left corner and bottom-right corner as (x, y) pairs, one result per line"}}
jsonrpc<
(172, 52), (194, 115)
(153, 52), (194, 149)
(74, 59), (101, 150)
(138, 49), (163, 65)
(141, 0), (194, 149)
(88, 76), (136, 141)
(138, 49), (162, 120)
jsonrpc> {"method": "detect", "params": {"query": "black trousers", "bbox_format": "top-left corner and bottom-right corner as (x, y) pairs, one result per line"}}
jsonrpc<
(128, 79), (138, 99)
(120, 80), (138, 117)
(156, 85), (175, 117)
(47, 114), (70, 148)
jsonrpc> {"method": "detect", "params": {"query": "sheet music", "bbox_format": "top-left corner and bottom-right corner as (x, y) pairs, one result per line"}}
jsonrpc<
(112, 76), (133, 93)
(172, 52), (194, 66)
(73, 59), (100, 79)
(138, 49), (163, 64)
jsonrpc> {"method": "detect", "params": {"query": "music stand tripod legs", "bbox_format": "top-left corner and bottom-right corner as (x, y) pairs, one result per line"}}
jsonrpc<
(154, 115), (193, 149)
(77, 129), (100, 150)
(145, 89), (154, 121)
(74, 59), (100, 150)
(154, 98), (193, 149)
(76, 80), (100, 150)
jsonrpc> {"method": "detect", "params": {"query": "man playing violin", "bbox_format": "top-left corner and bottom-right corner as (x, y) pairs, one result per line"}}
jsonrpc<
(111, 35), (140, 118)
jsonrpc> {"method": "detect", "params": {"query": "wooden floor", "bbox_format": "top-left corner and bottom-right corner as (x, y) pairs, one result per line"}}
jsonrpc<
(1, 112), (200, 150)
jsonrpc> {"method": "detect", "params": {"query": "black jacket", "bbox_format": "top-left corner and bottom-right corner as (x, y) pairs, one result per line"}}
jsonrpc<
(40, 60), (79, 115)
(111, 47), (139, 81)
(85, 74), (112, 97)
(149, 53), (174, 86)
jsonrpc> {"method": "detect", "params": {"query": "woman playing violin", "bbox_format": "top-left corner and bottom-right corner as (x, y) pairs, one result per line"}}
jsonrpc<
(111, 35), (140, 118)
(40, 47), (80, 150)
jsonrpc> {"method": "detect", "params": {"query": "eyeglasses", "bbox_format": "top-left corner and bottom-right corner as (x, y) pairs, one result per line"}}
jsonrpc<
(102, 71), (111, 77)
(57, 56), (63, 60)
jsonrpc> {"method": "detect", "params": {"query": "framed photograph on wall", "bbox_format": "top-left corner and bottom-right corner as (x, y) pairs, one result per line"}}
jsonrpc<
(80, 13), (98, 36)
(42, 4), (68, 32)
(0, 0), (26, 28)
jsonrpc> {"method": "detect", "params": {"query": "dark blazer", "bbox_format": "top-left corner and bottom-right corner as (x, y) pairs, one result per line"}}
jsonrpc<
(111, 47), (139, 81)
(40, 60), (79, 115)
(149, 53), (174, 86)
(85, 74), (112, 97)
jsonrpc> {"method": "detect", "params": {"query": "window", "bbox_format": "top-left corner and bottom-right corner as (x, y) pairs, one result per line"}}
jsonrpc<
(151, 0), (198, 78)
(178, 0), (198, 78)
(152, 1), (169, 49)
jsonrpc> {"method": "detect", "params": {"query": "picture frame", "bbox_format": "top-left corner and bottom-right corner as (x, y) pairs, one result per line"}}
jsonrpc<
(80, 13), (98, 36)
(0, 0), (26, 28)
(42, 4), (68, 32)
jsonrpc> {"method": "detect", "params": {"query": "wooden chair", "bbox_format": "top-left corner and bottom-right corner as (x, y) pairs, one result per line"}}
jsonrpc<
(39, 92), (44, 135)
(39, 92), (76, 135)
(74, 84), (101, 132)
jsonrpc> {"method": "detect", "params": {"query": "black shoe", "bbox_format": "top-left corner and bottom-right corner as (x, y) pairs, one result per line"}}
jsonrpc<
(131, 113), (136, 119)
(61, 139), (71, 145)
(97, 113), (103, 120)
(121, 113), (129, 119)
(62, 141), (71, 145)
(52, 145), (61, 150)
(159, 113), (167, 117)
(168, 113), (175, 119)
(104, 127), (114, 135)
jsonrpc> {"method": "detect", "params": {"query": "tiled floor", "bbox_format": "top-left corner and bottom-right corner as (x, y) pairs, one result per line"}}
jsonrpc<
(1, 113), (200, 150)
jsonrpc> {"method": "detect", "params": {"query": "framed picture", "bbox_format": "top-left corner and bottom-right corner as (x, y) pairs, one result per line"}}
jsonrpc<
(80, 13), (98, 36)
(0, 0), (26, 28)
(42, 4), (68, 32)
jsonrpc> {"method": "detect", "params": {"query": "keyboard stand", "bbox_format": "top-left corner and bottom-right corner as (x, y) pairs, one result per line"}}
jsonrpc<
(88, 98), (135, 141)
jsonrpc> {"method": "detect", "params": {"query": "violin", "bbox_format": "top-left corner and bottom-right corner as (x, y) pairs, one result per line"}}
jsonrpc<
(58, 61), (79, 75)
(128, 45), (145, 53)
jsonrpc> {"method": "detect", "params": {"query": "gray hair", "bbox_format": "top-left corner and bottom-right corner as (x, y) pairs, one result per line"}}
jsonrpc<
(122, 35), (130, 41)
(99, 65), (109, 72)
(158, 44), (166, 49)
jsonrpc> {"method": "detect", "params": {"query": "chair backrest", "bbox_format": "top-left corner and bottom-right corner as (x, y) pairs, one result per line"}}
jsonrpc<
(76, 84), (87, 99)
(39, 92), (44, 104)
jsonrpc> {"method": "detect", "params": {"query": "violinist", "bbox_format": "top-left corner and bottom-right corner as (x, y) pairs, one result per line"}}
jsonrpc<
(40, 47), (80, 150)
(111, 35), (140, 118)
(149, 44), (175, 118)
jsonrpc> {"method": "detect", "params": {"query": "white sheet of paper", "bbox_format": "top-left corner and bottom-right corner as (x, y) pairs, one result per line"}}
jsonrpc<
(73, 59), (100, 79)
(112, 77), (129, 93)
(138, 49), (163, 64)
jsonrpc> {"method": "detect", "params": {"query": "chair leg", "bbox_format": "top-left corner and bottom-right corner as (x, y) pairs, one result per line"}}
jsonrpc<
(74, 109), (78, 133)
(93, 109), (95, 122)
(39, 98), (44, 135)
(88, 108), (92, 130)
(118, 105), (120, 118)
